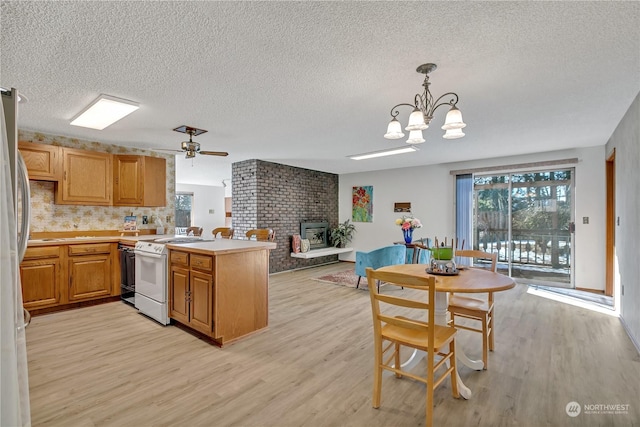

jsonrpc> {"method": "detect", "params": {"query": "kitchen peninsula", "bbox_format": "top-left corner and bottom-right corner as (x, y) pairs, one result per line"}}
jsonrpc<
(167, 239), (276, 346)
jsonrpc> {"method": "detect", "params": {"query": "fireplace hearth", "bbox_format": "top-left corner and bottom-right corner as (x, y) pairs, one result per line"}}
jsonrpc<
(300, 221), (329, 249)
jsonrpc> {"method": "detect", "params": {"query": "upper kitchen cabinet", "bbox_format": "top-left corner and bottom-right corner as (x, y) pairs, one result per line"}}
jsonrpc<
(55, 147), (112, 206)
(113, 155), (166, 207)
(18, 141), (61, 181)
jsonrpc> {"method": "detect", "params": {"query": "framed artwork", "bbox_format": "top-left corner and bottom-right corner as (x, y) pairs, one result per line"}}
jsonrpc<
(352, 186), (373, 222)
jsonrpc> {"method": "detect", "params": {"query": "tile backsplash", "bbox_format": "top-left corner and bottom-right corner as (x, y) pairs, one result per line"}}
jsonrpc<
(19, 130), (176, 233)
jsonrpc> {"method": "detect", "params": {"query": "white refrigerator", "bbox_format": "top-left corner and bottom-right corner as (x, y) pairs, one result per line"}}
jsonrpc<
(1, 87), (32, 426)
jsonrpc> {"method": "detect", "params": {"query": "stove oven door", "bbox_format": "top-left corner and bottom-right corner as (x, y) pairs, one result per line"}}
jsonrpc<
(134, 250), (169, 325)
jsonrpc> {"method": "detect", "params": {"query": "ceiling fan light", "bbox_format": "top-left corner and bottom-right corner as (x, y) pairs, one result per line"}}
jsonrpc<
(443, 128), (465, 139)
(406, 130), (425, 144)
(185, 150), (196, 159)
(405, 108), (428, 131)
(181, 141), (188, 150)
(442, 105), (466, 130)
(384, 118), (405, 139)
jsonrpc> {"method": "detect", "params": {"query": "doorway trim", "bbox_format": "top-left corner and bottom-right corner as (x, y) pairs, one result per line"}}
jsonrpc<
(605, 149), (615, 297)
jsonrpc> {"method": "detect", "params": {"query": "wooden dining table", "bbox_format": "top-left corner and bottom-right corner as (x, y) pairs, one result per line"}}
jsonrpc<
(377, 263), (516, 399)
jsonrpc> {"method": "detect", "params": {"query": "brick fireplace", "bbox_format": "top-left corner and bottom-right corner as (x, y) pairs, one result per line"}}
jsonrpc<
(232, 159), (339, 273)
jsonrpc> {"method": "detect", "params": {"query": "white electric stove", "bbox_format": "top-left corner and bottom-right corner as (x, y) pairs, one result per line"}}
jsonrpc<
(134, 241), (170, 325)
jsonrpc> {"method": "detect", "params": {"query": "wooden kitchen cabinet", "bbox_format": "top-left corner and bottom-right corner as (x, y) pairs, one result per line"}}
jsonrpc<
(18, 141), (61, 181)
(56, 147), (112, 205)
(22, 240), (121, 314)
(168, 244), (270, 346)
(113, 155), (166, 207)
(169, 251), (214, 336)
(67, 243), (113, 302)
(169, 265), (190, 325)
(20, 246), (63, 310)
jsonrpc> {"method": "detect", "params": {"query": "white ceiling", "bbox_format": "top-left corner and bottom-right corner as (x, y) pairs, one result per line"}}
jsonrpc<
(2, 1), (639, 186)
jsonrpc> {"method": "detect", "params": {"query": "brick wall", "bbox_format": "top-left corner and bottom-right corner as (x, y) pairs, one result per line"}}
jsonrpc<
(232, 159), (339, 273)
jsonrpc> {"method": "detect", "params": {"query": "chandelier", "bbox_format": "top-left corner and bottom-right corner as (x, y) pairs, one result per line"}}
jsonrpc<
(384, 63), (466, 143)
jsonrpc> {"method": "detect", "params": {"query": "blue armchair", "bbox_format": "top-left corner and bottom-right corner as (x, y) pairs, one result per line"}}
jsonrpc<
(355, 245), (407, 291)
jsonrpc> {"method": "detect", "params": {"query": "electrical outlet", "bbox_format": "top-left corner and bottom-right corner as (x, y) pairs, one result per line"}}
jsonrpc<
(209, 209), (215, 214)
(582, 217), (589, 224)
(142, 215), (148, 224)
(166, 215), (172, 223)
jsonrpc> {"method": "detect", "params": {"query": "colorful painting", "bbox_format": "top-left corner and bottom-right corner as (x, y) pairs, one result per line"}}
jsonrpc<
(352, 186), (373, 222)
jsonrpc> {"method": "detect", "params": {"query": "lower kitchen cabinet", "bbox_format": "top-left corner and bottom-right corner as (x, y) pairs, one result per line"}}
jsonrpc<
(68, 252), (112, 301)
(20, 241), (119, 314)
(168, 247), (269, 346)
(21, 246), (63, 310)
(189, 270), (213, 334)
(169, 251), (214, 336)
(169, 265), (190, 325)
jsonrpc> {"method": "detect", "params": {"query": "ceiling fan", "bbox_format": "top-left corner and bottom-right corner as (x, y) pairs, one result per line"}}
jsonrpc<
(158, 125), (228, 158)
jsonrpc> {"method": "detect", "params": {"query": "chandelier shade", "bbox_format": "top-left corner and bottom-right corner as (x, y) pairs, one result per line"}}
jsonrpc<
(384, 118), (405, 139)
(406, 130), (426, 144)
(406, 108), (429, 131)
(384, 62), (466, 143)
(443, 128), (465, 139)
(442, 106), (466, 130)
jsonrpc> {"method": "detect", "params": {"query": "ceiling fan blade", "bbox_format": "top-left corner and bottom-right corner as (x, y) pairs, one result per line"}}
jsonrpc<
(200, 151), (229, 157)
(152, 148), (183, 153)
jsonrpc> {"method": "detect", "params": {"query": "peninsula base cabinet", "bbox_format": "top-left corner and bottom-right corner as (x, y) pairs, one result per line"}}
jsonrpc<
(169, 248), (269, 346)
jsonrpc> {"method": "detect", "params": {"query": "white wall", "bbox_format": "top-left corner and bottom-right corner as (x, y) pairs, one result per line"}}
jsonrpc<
(339, 147), (606, 291)
(175, 183), (226, 237)
(605, 92), (640, 350)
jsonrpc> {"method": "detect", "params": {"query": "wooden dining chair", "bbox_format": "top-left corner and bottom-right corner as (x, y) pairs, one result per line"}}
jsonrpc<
(245, 228), (275, 242)
(365, 267), (459, 427)
(448, 249), (498, 370)
(186, 226), (203, 237)
(212, 227), (234, 239)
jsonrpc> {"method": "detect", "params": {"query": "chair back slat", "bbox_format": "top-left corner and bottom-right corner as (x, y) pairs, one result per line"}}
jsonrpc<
(212, 227), (234, 239)
(456, 249), (497, 271)
(246, 228), (275, 241)
(378, 314), (429, 331)
(186, 226), (203, 237)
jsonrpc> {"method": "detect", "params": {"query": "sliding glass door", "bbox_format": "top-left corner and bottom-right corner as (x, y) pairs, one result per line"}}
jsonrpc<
(473, 169), (574, 287)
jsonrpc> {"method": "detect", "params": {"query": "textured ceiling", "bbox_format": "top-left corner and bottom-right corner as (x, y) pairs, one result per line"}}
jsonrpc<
(2, 1), (639, 186)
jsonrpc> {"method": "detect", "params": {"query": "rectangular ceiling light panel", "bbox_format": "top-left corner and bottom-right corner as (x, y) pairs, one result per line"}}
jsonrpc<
(349, 146), (418, 160)
(70, 94), (139, 130)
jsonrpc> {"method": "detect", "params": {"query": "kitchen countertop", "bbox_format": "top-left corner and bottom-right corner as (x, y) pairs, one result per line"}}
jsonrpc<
(27, 235), (277, 253)
(166, 239), (276, 255)
(28, 234), (179, 246)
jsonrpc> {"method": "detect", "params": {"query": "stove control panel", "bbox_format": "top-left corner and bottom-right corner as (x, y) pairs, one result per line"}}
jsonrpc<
(134, 241), (167, 254)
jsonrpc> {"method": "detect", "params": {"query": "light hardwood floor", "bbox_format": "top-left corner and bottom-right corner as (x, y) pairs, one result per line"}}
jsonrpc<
(26, 262), (640, 426)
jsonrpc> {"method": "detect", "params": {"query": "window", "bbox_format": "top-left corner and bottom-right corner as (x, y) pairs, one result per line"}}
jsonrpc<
(175, 192), (193, 234)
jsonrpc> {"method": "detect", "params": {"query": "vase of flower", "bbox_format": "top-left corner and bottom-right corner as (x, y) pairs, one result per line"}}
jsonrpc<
(395, 215), (422, 244)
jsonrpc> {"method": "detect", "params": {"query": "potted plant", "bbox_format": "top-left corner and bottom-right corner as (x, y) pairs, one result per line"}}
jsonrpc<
(330, 219), (356, 248)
